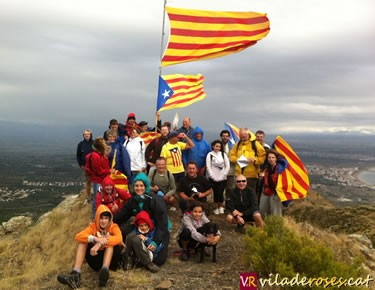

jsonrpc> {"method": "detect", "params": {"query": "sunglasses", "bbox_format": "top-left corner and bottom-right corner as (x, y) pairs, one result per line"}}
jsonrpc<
(236, 180), (247, 183)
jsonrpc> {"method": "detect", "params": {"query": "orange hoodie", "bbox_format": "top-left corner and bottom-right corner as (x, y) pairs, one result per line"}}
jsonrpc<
(75, 204), (122, 247)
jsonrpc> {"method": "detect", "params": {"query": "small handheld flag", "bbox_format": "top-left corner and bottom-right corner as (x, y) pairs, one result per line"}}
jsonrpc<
(224, 122), (240, 145)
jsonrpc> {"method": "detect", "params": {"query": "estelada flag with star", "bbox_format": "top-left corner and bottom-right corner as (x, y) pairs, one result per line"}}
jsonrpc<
(156, 74), (206, 112)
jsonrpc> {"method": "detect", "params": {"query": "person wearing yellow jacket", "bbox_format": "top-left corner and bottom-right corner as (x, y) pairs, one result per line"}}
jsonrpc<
(57, 204), (122, 288)
(229, 128), (266, 192)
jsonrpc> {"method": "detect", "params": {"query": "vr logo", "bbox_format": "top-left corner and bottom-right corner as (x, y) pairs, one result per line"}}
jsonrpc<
(240, 272), (258, 290)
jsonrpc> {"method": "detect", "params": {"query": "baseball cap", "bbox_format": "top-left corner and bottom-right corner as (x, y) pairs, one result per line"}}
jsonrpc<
(127, 113), (136, 120)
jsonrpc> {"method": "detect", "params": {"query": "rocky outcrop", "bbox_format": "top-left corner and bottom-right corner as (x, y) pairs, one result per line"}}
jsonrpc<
(347, 234), (375, 273)
(1, 215), (33, 235)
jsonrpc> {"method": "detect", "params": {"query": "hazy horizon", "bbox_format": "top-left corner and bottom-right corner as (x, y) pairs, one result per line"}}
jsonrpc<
(1, 119), (375, 155)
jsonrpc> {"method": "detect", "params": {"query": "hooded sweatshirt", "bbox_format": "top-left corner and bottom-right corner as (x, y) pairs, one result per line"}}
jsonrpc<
(75, 204), (122, 248)
(85, 150), (111, 183)
(124, 136), (146, 171)
(183, 127), (211, 169)
(206, 150), (230, 182)
(96, 176), (131, 214)
(114, 173), (169, 246)
(134, 210), (163, 256)
(229, 136), (266, 178)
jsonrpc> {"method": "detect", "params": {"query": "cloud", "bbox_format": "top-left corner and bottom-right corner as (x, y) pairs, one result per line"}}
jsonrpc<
(0, 0), (374, 135)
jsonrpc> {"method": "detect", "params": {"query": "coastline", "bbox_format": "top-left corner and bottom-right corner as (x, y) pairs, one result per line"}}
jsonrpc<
(355, 167), (375, 187)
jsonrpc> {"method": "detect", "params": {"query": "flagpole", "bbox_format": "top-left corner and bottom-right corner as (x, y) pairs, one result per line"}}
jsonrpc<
(159, 0), (167, 77)
(155, 0), (167, 125)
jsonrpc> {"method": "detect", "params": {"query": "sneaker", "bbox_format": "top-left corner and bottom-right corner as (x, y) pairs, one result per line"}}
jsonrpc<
(170, 206), (177, 211)
(145, 262), (160, 273)
(98, 267), (109, 287)
(57, 270), (81, 289)
(219, 207), (225, 214)
(180, 250), (189, 261)
(213, 208), (220, 215)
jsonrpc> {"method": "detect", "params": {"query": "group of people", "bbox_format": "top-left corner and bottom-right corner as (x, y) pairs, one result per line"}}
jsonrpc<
(65, 113), (286, 288)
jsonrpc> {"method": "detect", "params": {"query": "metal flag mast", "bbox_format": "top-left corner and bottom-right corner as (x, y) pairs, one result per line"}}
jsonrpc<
(154, 0), (168, 130)
(159, 0), (167, 77)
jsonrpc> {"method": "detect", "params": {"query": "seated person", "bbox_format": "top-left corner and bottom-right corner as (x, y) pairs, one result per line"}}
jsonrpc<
(148, 157), (177, 207)
(57, 205), (122, 288)
(226, 175), (264, 232)
(123, 211), (163, 273)
(178, 162), (212, 213)
(96, 176), (131, 215)
(177, 202), (221, 261)
(113, 173), (170, 266)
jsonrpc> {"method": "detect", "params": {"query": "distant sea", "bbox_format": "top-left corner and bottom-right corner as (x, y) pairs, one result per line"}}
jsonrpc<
(358, 169), (375, 186)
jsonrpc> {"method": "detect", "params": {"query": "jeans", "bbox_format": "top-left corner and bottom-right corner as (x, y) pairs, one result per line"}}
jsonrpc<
(91, 182), (101, 220)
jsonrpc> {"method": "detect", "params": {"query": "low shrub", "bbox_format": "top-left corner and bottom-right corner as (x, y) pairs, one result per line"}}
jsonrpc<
(244, 216), (365, 289)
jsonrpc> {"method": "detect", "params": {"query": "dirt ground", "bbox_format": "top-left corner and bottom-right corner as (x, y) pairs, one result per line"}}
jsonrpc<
(51, 207), (251, 290)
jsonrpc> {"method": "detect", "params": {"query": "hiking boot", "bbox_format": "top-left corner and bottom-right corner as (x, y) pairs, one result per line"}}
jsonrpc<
(57, 270), (81, 289)
(145, 262), (160, 273)
(236, 224), (246, 234)
(180, 250), (189, 261)
(122, 253), (133, 271)
(98, 267), (109, 287)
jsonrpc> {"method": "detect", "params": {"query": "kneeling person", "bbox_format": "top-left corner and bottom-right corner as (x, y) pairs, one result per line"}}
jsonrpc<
(57, 205), (122, 288)
(178, 202), (221, 261)
(227, 175), (264, 232)
(178, 162), (212, 213)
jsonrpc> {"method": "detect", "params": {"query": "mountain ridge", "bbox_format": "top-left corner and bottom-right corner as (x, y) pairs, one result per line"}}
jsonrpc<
(0, 190), (374, 289)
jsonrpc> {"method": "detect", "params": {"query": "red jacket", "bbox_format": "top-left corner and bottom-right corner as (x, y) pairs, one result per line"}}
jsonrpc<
(85, 151), (110, 183)
(263, 165), (279, 196)
(96, 176), (131, 214)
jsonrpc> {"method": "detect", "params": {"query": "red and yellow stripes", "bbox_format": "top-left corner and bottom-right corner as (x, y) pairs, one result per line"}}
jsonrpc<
(159, 73), (206, 112)
(273, 136), (310, 201)
(162, 6), (270, 66)
(140, 132), (161, 147)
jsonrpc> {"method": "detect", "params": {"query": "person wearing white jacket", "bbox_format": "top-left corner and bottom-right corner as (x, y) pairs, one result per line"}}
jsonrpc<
(206, 140), (230, 215)
(124, 128), (146, 178)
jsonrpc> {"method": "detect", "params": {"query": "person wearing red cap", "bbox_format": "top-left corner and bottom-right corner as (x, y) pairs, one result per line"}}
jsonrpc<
(122, 210), (162, 273)
(124, 112), (140, 136)
(96, 176), (131, 214)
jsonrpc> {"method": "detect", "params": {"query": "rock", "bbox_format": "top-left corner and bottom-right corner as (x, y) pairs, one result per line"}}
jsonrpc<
(155, 280), (173, 289)
(348, 234), (373, 249)
(2, 216), (33, 233)
(57, 194), (80, 211)
(347, 234), (375, 272)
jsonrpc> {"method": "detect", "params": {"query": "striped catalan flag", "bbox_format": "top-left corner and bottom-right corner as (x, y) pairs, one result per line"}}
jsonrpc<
(158, 74), (206, 112)
(162, 6), (270, 66)
(140, 131), (161, 147)
(272, 136), (310, 201)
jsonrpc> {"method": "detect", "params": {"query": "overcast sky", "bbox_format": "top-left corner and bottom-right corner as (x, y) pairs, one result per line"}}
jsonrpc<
(0, 0), (374, 136)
